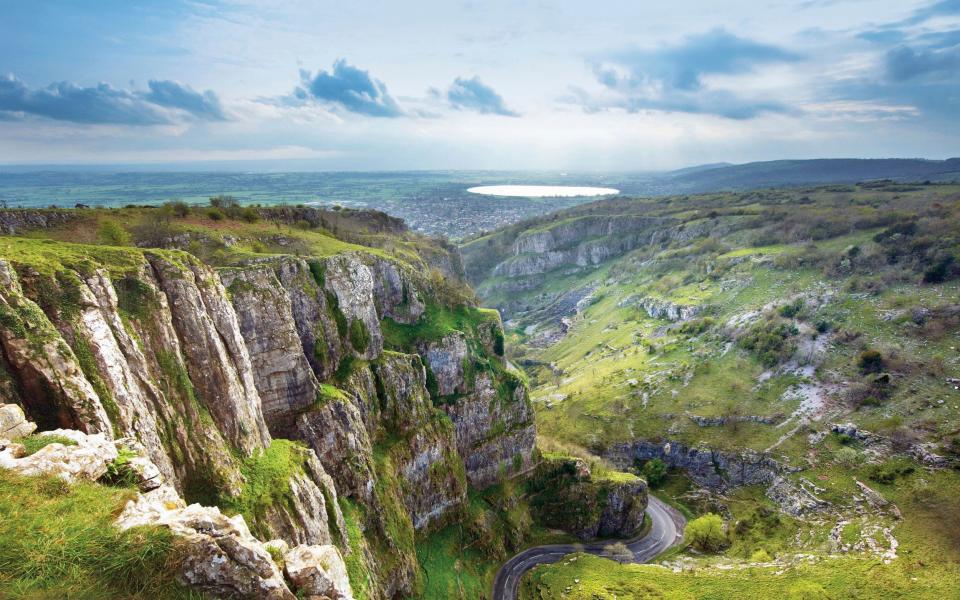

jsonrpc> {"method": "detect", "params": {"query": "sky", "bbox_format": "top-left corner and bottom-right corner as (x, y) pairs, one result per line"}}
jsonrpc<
(0, 0), (958, 171)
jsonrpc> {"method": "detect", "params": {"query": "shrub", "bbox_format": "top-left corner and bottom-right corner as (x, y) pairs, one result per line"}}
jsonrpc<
(686, 513), (727, 552)
(750, 548), (772, 562)
(739, 318), (798, 367)
(349, 319), (370, 353)
(923, 255), (954, 283)
(209, 195), (238, 209)
(206, 208), (225, 221)
(857, 349), (883, 374)
(866, 458), (914, 484)
(778, 298), (804, 319)
(492, 326), (505, 356)
(640, 458), (667, 488)
(833, 447), (860, 468)
(164, 200), (190, 217)
(240, 207), (260, 223)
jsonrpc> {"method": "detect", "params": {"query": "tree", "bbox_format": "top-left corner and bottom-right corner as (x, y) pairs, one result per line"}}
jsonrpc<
(685, 513), (727, 552)
(603, 542), (633, 566)
(640, 458), (667, 488)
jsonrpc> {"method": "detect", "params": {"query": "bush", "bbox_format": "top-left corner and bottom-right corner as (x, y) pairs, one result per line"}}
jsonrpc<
(686, 513), (727, 552)
(857, 349), (883, 374)
(640, 458), (667, 488)
(209, 195), (238, 209)
(739, 318), (798, 367)
(206, 208), (225, 221)
(348, 319), (371, 353)
(778, 298), (804, 319)
(240, 207), (260, 223)
(866, 458), (914, 484)
(163, 200), (190, 217)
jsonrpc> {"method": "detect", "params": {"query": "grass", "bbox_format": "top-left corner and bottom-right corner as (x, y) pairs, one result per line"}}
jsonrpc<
(19, 434), (78, 456)
(519, 552), (958, 599)
(339, 498), (373, 600)
(220, 439), (309, 540)
(0, 469), (201, 599)
(381, 302), (500, 352)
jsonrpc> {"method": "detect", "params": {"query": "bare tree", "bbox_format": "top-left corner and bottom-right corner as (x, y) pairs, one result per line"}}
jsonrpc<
(603, 542), (634, 567)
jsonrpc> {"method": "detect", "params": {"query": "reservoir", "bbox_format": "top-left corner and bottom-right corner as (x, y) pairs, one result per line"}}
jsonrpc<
(466, 185), (619, 197)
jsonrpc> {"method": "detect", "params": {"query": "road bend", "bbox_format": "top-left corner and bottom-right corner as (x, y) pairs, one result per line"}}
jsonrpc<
(491, 496), (685, 600)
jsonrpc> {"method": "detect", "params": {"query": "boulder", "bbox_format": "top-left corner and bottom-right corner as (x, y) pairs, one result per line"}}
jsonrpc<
(117, 485), (295, 600)
(283, 544), (354, 600)
(0, 403), (35, 439)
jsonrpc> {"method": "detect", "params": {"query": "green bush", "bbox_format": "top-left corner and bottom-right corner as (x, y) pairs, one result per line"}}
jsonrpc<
(866, 458), (914, 484)
(857, 349), (883, 374)
(739, 319), (798, 367)
(240, 207), (260, 223)
(686, 513), (727, 552)
(639, 458), (667, 488)
(206, 208), (225, 221)
(349, 319), (371, 353)
(163, 200), (190, 217)
(778, 298), (804, 319)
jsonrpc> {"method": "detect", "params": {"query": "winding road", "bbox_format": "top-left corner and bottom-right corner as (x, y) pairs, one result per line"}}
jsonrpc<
(491, 496), (686, 600)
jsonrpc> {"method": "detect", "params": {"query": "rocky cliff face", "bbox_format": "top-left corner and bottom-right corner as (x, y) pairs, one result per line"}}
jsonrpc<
(481, 215), (694, 280)
(0, 407), (354, 600)
(0, 233), (534, 599)
(604, 439), (786, 490)
(527, 456), (647, 540)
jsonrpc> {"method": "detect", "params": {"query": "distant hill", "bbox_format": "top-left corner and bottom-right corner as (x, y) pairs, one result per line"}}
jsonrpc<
(661, 157), (960, 192)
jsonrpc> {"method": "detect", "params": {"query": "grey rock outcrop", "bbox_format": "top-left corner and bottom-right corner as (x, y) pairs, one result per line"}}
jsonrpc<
(442, 372), (536, 488)
(283, 544), (354, 600)
(118, 485), (296, 600)
(0, 261), (113, 435)
(606, 439), (785, 490)
(0, 427), (117, 483)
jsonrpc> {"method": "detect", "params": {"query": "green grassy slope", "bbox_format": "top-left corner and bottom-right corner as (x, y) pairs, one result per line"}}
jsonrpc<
(465, 182), (960, 598)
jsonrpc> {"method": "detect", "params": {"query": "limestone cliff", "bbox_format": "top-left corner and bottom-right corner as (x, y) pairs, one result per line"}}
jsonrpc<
(526, 455), (648, 540)
(0, 221), (535, 599)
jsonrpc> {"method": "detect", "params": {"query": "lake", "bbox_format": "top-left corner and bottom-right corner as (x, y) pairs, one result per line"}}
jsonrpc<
(466, 185), (619, 197)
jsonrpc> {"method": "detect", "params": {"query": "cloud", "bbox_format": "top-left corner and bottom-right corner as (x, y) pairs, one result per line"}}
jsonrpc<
(579, 29), (801, 119)
(0, 74), (170, 125)
(599, 29), (802, 92)
(886, 44), (960, 80)
(142, 80), (226, 121)
(294, 60), (403, 117)
(891, 0), (960, 28)
(445, 77), (519, 116)
(0, 74), (228, 125)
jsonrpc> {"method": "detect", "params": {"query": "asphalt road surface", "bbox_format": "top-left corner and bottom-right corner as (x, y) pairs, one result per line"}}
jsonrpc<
(491, 496), (686, 600)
